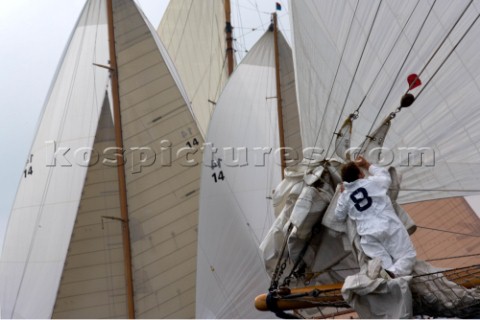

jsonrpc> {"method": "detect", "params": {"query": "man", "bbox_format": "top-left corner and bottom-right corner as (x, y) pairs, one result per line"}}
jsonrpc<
(334, 156), (416, 277)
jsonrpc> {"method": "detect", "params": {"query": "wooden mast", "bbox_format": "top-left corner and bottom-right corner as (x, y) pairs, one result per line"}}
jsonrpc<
(225, 0), (234, 76)
(273, 12), (286, 178)
(106, 0), (135, 318)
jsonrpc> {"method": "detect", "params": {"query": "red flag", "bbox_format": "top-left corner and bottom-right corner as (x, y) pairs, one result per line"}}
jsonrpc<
(407, 73), (422, 90)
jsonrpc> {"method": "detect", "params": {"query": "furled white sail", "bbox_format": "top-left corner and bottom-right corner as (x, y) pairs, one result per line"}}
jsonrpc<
(0, 1), (110, 318)
(111, 0), (203, 317)
(158, 0), (231, 138)
(197, 29), (301, 318)
(290, 0), (480, 203)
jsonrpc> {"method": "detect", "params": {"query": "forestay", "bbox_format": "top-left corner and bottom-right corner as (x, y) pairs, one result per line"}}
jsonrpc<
(290, 0), (480, 203)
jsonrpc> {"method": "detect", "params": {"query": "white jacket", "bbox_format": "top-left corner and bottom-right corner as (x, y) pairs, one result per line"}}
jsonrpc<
(335, 165), (400, 236)
(334, 165), (416, 276)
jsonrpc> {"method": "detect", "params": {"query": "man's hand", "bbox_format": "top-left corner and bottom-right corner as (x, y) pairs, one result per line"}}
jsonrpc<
(340, 183), (345, 193)
(355, 156), (371, 169)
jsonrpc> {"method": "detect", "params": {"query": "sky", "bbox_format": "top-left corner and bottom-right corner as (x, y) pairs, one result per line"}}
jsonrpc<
(0, 0), (291, 251)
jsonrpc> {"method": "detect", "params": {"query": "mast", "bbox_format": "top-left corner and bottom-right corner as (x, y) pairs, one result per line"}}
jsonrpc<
(273, 12), (286, 178)
(225, 0), (234, 76)
(106, 0), (135, 317)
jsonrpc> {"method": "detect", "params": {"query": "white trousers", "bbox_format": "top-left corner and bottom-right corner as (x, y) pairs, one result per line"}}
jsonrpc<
(360, 226), (416, 276)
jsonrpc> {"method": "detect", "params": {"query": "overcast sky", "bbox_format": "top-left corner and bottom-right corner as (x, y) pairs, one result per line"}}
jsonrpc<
(0, 0), (291, 251)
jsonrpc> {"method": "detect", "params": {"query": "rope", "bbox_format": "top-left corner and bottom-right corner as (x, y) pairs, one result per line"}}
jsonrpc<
(362, 0), (438, 148)
(353, 0), (421, 116)
(324, 0), (384, 159)
(369, 0), (474, 133)
(329, 0), (422, 160)
(266, 292), (300, 319)
(417, 225), (480, 238)
(414, 0), (473, 87)
(416, 11), (480, 100)
(354, 3), (479, 152)
(307, 0), (360, 163)
(427, 254), (480, 263)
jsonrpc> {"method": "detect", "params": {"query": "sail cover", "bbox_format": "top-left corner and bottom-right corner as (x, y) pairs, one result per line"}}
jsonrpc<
(0, 1), (110, 318)
(158, 0), (231, 138)
(290, 0), (480, 203)
(197, 30), (301, 318)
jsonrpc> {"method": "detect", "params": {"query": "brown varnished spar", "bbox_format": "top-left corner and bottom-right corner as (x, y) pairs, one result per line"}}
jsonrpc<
(255, 265), (480, 312)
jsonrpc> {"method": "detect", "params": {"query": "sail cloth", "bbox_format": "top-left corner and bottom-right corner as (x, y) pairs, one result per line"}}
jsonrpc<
(158, 0), (231, 138)
(290, 0), (480, 203)
(196, 30), (302, 318)
(111, 0), (203, 317)
(1, 0), (205, 318)
(0, 1), (110, 318)
(52, 96), (128, 318)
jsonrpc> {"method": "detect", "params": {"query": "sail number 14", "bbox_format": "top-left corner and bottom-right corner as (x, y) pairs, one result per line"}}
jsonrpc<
(211, 158), (225, 183)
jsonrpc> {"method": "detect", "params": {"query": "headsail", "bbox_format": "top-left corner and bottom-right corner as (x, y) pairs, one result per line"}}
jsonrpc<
(157, 0), (232, 138)
(197, 28), (301, 318)
(290, 0), (480, 203)
(0, 1), (110, 317)
(1, 0), (204, 318)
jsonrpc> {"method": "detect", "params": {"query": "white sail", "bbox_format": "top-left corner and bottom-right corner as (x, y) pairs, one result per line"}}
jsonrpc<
(1, 0), (205, 318)
(111, 0), (202, 317)
(52, 96), (128, 318)
(290, 0), (480, 203)
(197, 29), (301, 318)
(0, 1), (110, 318)
(157, 0), (231, 138)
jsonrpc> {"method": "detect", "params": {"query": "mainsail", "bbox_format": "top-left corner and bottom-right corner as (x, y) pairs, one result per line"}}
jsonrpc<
(157, 0), (232, 138)
(0, 0), (203, 318)
(196, 25), (302, 318)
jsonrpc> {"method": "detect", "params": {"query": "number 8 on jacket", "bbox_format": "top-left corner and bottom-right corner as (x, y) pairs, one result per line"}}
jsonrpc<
(350, 187), (372, 212)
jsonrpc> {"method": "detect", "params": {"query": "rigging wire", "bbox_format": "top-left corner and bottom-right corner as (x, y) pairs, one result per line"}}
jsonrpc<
(366, 0), (437, 134)
(306, 0), (360, 162)
(367, 0), (473, 136)
(318, 257), (480, 274)
(328, 0), (422, 160)
(324, 0), (384, 159)
(234, 0), (248, 60)
(351, 0), (421, 117)
(415, 12), (480, 100)
(417, 225), (480, 238)
(426, 253), (480, 263)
